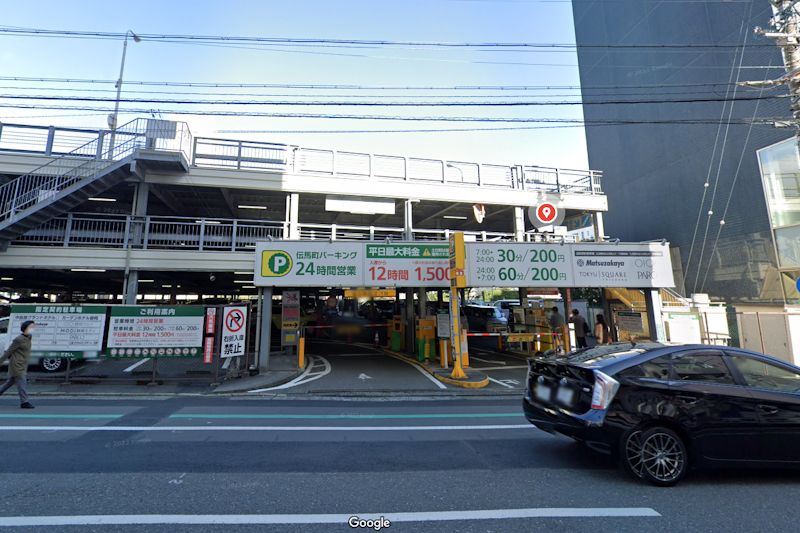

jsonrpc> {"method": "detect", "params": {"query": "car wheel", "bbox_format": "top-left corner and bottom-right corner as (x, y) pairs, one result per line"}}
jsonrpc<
(621, 430), (645, 480)
(40, 358), (67, 373)
(639, 427), (688, 487)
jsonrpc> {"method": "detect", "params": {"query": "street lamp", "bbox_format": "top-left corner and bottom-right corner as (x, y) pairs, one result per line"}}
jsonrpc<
(108, 30), (141, 155)
(446, 162), (464, 182)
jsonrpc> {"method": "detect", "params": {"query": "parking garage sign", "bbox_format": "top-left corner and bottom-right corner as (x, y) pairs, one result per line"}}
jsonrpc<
(255, 241), (364, 287)
(106, 306), (205, 358)
(365, 243), (450, 287)
(8, 304), (106, 359)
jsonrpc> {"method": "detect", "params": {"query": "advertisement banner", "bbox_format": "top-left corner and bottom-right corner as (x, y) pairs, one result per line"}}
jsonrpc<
(8, 304), (106, 359)
(255, 241), (364, 287)
(466, 243), (571, 288)
(365, 243), (450, 287)
(221, 305), (248, 358)
(106, 306), (205, 358)
(571, 243), (674, 288)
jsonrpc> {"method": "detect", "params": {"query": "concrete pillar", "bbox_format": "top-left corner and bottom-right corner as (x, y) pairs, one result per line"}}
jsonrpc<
(287, 193), (300, 240)
(593, 212), (605, 242)
(405, 288), (415, 353)
(404, 199), (414, 240)
(258, 287), (274, 372)
(123, 182), (149, 304)
(418, 288), (427, 317)
(513, 206), (525, 242)
(644, 288), (667, 342)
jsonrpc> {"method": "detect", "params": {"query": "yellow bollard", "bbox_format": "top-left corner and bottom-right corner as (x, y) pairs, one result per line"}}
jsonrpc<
(461, 329), (469, 368)
(298, 337), (305, 370)
(439, 339), (448, 369)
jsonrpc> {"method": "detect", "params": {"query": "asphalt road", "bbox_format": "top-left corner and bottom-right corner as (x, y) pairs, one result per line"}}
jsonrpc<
(1, 395), (799, 532)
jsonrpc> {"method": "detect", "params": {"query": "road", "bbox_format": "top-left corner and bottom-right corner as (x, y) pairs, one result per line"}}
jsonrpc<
(0, 395), (797, 532)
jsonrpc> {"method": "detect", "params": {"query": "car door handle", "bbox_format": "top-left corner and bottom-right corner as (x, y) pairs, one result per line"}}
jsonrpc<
(676, 394), (700, 405)
(758, 404), (779, 415)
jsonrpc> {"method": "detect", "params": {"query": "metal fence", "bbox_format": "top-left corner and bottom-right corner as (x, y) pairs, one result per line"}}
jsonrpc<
(14, 213), (583, 249)
(0, 119), (192, 225)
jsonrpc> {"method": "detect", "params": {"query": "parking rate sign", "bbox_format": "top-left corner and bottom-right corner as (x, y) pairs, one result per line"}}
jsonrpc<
(221, 306), (248, 358)
(106, 306), (205, 358)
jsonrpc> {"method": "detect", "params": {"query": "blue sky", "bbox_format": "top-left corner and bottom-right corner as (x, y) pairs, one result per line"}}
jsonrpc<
(0, 0), (589, 169)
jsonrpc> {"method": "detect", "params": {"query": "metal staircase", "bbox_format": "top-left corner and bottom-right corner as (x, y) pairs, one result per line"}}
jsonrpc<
(0, 118), (190, 251)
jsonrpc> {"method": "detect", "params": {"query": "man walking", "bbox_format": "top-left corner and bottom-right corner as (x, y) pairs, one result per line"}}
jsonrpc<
(0, 320), (35, 409)
(569, 309), (588, 349)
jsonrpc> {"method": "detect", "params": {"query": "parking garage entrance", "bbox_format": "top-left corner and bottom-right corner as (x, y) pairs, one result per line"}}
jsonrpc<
(254, 238), (676, 390)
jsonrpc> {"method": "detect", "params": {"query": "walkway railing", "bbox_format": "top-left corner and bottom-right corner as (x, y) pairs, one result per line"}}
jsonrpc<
(0, 121), (603, 195)
(13, 213), (582, 250)
(0, 119), (192, 224)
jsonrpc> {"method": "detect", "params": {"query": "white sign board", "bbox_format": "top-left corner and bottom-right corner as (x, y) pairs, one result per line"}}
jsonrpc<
(467, 243), (571, 287)
(664, 313), (703, 344)
(106, 306), (205, 358)
(9, 304), (106, 359)
(616, 311), (645, 334)
(255, 241), (363, 287)
(436, 313), (451, 339)
(364, 242), (450, 287)
(221, 306), (248, 358)
(571, 244), (674, 288)
(254, 241), (675, 289)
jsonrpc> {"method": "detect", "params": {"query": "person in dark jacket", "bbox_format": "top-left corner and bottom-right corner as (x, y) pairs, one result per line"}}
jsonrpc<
(0, 320), (35, 408)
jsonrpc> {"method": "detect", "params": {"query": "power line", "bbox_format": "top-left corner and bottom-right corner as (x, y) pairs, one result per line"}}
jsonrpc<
(0, 93), (785, 107)
(0, 27), (775, 49)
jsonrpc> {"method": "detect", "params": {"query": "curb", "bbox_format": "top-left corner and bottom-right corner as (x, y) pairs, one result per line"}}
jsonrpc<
(382, 348), (490, 389)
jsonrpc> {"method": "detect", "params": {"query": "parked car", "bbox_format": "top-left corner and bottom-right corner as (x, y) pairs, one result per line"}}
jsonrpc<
(523, 342), (800, 486)
(0, 317), (69, 372)
(492, 299), (519, 321)
(463, 304), (508, 332)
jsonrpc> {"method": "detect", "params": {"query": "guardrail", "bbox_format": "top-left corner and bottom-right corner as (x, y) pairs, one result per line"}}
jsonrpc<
(0, 121), (603, 195)
(0, 119), (192, 224)
(12, 213), (582, 250)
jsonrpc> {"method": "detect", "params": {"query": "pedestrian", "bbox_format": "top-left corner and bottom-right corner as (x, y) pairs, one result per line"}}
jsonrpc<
(595, 314), (612, 345)
(0, 320), (35, 409)
(569, 309), (588, 349)
(548, 306), (566, 351)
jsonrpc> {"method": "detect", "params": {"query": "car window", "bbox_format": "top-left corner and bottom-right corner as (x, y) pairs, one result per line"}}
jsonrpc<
(671, 352), (733, 384)
(730, 355), (800, 393)
(619, 355), (673, 380)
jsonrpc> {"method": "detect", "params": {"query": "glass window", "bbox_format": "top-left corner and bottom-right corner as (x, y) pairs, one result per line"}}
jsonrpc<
(671, 352), (734, 384)
(776, 226), (800, 269)
(758, 137), (800, 228)
(730, 355), (800, 393)
(619, 355), (672, 380)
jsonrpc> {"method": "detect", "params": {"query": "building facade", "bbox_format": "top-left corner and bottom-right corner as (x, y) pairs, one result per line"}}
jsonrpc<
(572, 0), (794, 304)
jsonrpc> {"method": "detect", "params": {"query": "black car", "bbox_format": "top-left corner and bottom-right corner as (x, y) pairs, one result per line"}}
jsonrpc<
(523, 343), (800, 486)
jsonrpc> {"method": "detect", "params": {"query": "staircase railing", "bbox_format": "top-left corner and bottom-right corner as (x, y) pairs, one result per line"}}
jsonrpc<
(0, 118), (191, 224)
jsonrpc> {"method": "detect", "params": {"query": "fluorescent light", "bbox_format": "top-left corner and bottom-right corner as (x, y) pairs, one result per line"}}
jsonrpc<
(162, 284), (173, 288)
(70, 268), (106, 272)
(234, 271), (253, 275)
(88, 197), (116, 202)
(0, 277), (12, 281)
(443, 215), (468, 220)
(196, 220), (221, 224)
(233, 280), (251, 284)
(138, 279), (154, 283)
(237, 204), (267, 210)
(242, 285), (256, 289)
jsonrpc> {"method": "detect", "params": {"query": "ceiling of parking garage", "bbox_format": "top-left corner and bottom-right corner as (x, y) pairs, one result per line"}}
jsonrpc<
(72, 183), (518, 232)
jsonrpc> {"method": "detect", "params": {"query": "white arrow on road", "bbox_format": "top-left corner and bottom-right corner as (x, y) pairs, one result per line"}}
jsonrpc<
(358, 373), (372, 381)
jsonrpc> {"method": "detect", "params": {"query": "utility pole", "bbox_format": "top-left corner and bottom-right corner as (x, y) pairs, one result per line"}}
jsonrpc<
(742, 1), (800, 132)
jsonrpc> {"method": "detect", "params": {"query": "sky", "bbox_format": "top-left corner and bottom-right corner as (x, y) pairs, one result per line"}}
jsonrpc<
(0, 0), (589, 170)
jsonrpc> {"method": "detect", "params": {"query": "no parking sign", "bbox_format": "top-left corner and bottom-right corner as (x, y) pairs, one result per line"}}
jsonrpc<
(221, 306), (248, 358)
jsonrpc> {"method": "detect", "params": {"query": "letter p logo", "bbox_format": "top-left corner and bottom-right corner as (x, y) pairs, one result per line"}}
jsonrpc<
(261, 250), (293, 277)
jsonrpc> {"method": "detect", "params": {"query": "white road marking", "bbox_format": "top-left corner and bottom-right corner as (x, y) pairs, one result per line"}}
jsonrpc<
(249, 356), (331, 392)
(357, 373), (372, 381)
(475, 365), (528, 371)
(0, 424), (532, 432)
(122, 359), (150, 373)
(221, 358), (232, 370)
(408, 363), (447, 389)
(0, 508), (660, 526)
(470, 356), (506, 365)
(487, 377), (516, 389)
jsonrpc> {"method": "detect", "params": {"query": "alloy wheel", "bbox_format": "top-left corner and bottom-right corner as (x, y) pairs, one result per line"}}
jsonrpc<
(623, 430), (645, 479)
(640, 429), (686, 485)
